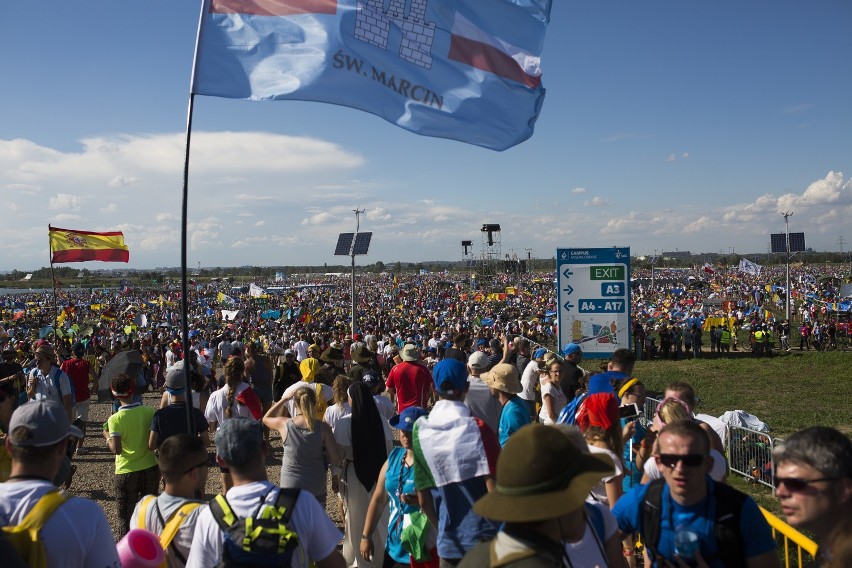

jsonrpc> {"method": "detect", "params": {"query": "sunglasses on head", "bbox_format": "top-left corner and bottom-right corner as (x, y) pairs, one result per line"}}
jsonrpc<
(775, 476), (836, 492)
(657, 454), (705, 468)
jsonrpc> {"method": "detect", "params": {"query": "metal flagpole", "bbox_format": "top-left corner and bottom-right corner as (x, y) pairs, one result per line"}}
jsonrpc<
(48, 225), (59, 340)
(178, 92), (197, 437)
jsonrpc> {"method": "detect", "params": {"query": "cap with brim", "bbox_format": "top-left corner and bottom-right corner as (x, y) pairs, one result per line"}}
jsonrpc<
(473, 424), (614, 523)
(480, 363), (522, 394)
(165, 361), (188, 393)
(532, 347), (548, 359)
(562, 343), (582, 357)
(400, 344), (421, 362)
(8, 400), (82, 447)
(467, 351), (490, 370)
(215, 417), (264, 467)
(389, 406), (428, 432)
(432, 358), (467, 395)
(588, 371), (625, 395)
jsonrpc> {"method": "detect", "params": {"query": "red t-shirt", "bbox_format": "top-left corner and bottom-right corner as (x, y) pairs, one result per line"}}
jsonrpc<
(386, 361), (433, 413)
(61, 358), (91, 402)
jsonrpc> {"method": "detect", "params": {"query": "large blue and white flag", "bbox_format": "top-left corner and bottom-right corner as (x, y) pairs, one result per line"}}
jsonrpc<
(191, 0), (552, 151)
(738, 258), (762, 276)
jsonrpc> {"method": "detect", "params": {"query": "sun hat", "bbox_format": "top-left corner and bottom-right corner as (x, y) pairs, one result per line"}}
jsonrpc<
(320, 346), (344, 363)
(473, 424), (614, 522)
(8, 400), (82, 447)
(351, 344), (375, 364)
(432, 358), (468, 395)
(389, 406), (429, 432)
(467, 351), (490, 370)
(215, 417), (264, 468)
(34, 343), (55, 361)
(400, 344), (421, 362)
(480, 363), (522, 394)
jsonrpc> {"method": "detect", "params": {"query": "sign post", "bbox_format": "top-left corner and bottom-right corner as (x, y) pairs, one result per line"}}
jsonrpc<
(557, 247), (631, 359)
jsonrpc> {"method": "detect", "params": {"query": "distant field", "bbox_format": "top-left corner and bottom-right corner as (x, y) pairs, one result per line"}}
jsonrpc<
(634, 351), (851, 437)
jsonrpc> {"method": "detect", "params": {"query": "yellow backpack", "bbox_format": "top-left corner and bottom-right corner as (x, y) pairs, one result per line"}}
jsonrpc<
(137, 495), (201, 568)
(2, 489), (67, 568)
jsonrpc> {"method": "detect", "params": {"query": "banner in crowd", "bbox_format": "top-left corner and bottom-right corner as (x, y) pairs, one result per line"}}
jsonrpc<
(738, 258), (762, 276)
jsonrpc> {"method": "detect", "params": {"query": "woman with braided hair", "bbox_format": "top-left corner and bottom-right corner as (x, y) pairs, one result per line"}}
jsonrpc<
(204, 356), (256, 492)
(263, 385), (341, 506)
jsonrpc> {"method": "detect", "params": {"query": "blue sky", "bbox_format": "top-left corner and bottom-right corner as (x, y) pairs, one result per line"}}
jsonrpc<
(2, 1), (850, 270)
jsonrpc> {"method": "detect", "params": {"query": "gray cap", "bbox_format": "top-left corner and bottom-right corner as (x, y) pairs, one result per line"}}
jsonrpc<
(165, 360), (188, 391)
(215, 418), (263, 467)
(9, 401), (82, 447)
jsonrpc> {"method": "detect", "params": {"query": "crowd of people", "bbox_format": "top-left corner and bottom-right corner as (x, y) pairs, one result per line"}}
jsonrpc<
(0, 266), (849, 567)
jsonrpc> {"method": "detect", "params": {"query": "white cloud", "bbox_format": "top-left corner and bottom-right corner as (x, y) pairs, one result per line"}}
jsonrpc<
(156, 213), (179, 222)
(48, 193), (82, 211)
(99, 203), (118, 213)
(571, 187), (587, 194)
(301, 212), (334, 225)
(255, 220), (265, 227)
(49, 213), (81, 223)
(108, 176), (139, 187)
(584, 196), (611, 207)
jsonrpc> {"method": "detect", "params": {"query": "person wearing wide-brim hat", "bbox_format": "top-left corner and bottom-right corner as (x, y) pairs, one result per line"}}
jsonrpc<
(316, 344), (344, 386)
(348, 343), (381, 382)
(480, 363), (530, 447)
(460, 424), (623, 568)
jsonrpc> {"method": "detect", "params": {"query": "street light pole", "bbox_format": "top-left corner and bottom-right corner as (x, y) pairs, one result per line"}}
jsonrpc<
(351, 208), (364, 339)
(783, 211), (793, 323)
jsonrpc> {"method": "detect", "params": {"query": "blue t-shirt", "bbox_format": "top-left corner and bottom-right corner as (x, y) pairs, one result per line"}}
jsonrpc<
(622, 418), (646, 491)
(613, 478), (775, 567)
(384, 447), (417, 563)
(430, 477), (498, 560)
(498, 396), (531, 447)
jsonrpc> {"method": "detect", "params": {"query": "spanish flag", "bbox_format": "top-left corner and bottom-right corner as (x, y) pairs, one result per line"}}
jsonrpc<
(49, 226), (129, 263)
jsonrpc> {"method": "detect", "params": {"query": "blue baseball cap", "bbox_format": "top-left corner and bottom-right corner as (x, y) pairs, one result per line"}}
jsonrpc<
(389, 406), (429, 432)
(533, 347), (548, 359)
(588, 371), (626, 395)
(562, 343), (582, 357)
(433, 358), (468, 395)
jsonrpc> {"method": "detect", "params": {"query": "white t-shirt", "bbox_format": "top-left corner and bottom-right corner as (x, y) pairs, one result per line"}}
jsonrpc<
(186, 481), (342, 568)
(130, 493), (205, 568)
(643, 448), (728, 482)
(281, 381), (333, 417)
(587, 445), (624, 506)
(0, 480), (120, 568)
(539, 381), (567, 424)
(29, 366), (72, 404)
(204, 382), (254, 427)
(563, 501), (619, 566)
(518, 360), (540, 402)
(373, 394), (395, 423)
(323, 403), (351, 433)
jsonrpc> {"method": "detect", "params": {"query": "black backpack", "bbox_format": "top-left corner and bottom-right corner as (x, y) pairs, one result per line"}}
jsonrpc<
(208, 487), (300, 567)
(641, 478), (747, 566)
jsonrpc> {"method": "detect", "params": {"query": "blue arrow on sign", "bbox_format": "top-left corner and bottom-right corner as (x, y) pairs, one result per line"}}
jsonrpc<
(562, 284), (574, 295)
(563, 301), (575, 312)
(562, 268), (574, 279)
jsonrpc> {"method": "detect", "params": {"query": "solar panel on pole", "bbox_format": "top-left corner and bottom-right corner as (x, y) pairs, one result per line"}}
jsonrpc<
(334, 233), (354, 256)
(352, 232), (372, 256)
(770, 234), (786, 253)
(789, 233), (805, 252)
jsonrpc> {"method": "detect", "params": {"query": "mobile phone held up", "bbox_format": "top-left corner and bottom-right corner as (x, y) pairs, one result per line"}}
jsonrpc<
(619, 403), (641, 419)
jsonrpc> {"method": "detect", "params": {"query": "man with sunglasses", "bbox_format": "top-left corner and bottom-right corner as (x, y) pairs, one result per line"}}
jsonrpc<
(131, 434), (208, 568)
(773, 426), (852, 563)
(613, 420), (779, 567)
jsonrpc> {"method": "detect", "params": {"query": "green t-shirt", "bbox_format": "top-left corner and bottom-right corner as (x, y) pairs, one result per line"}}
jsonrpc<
(107, 403), (158, 474)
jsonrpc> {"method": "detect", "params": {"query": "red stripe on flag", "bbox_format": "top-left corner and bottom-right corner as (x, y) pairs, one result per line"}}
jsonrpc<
(51, 249), (130, 264)
(210, 0), (337, 16)
(448, 34), (541, 89)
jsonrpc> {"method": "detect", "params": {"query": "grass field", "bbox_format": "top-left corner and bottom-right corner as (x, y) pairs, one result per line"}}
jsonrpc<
(634, 350), (851, 437)
(634, 349), (851, 519)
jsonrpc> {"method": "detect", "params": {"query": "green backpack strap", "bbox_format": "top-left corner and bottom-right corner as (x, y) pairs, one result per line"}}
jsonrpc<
(209, 493), (236, 531)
